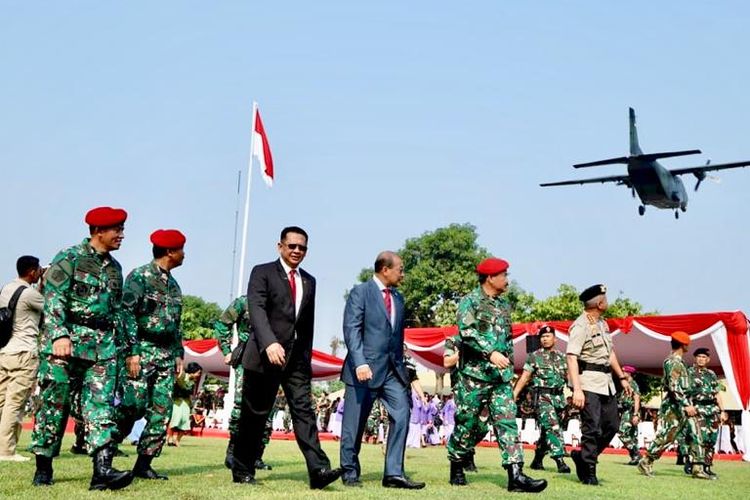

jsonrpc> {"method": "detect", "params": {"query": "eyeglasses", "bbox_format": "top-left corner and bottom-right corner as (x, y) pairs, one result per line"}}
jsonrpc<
(286, 243), (308, 252)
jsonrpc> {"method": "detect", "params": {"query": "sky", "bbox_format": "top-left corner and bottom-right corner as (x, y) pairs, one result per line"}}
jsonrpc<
(2, 1), (749, 352)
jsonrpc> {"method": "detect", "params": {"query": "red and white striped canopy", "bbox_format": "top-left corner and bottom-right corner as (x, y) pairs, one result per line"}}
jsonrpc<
(402, 311), (750, 414)
(183, 339), (344, 381)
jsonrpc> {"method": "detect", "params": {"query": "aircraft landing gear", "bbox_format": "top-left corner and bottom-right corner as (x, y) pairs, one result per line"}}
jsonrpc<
(680, 205), (687, 213)
(638, 205), (645, 216)
(674, 210), (679, 219)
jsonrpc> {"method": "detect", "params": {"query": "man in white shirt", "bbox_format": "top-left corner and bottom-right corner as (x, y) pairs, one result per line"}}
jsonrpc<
(0, 255), (44, 461)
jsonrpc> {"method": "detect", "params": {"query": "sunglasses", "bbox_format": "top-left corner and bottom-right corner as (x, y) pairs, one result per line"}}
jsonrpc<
(285, 243), (308, 252)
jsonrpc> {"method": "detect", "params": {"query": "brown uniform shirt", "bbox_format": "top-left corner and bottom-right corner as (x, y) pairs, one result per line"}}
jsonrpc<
(566, 311), (615, 396)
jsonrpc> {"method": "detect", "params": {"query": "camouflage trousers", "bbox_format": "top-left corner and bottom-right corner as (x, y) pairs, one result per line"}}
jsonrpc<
(646, 401), (704, 463)
(678, 404), (719, 465)
(30, 355), (117, 457)
(618, 408), (639, 453)
(535, 394), (566, 458)
(447, 376), (522, 465)
(116, 362), (175, 457)
(228, 365), (273, 455)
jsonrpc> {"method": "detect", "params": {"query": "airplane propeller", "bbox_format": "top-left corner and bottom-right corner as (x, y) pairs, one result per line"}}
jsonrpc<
(694, 160), (709, 191)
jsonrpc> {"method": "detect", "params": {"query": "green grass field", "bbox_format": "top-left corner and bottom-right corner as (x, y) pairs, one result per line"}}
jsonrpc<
(2, 434), (748, 499)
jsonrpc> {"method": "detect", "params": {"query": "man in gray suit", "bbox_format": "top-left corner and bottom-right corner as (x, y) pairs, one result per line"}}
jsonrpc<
(340, 251), (425, 489)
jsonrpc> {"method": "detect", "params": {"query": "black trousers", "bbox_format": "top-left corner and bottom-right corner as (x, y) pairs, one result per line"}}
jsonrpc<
(580, 391), (620, 465)
(232, 362), (330, 477)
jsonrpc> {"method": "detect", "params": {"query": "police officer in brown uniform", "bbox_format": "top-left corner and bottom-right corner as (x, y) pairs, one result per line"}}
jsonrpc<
(566, 284), (631, 485)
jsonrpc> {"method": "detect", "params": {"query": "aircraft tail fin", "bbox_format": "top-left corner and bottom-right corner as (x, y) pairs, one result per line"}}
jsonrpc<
(629, 107), (642, 156)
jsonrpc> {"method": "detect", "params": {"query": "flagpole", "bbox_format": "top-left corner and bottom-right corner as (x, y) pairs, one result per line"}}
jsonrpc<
(223, 100), (258, 427)
(229, 169), (242, 301)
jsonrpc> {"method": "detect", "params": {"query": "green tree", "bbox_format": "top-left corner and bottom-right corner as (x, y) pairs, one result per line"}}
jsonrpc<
(181, 295), (223, 340)
(355, 223), (490, 327)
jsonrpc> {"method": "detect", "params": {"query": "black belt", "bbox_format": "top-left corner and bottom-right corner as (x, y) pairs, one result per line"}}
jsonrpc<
(578, 360), (611, 374)
(74, 317), (113, 331)
(535, 387), (564, 395)
(138, 331), (175, 347)
(693, 399), (715, 405)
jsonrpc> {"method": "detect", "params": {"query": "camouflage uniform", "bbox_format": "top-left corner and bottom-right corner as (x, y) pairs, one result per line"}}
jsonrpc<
(524, 348), (567, 458)
(30, 238), (129, 457)
(444, 335), (489, 447)
(643, 353), (704, 464)
(214, 296), (274, 453)
(617, 378), (641, 456)
(115, 262), (183, 457)
(684, 366), (721, 467)
(447, 286), (522, 466)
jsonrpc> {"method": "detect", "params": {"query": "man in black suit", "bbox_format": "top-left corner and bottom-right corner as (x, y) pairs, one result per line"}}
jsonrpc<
(340, 251), (425, 489)
(231, 226), (342, 489)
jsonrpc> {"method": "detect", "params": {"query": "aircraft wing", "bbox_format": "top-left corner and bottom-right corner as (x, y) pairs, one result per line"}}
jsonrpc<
(669, 161), (750, 176)
(540, 175), (631, 187)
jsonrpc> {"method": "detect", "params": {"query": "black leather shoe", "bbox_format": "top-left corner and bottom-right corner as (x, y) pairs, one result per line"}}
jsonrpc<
(581, 464), (598, 486)
(342, 477), (363, 487)
(310, 467), (343, 489)
(382, 475), (426, 489)
(232, 473), (257, 484)
(530, 447), (545, 471)
(254, 458), (273, 471)
(571, 450), (587, 482)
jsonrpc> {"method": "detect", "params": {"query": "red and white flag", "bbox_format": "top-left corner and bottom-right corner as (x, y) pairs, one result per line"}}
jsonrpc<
(252, 107), (274, 187)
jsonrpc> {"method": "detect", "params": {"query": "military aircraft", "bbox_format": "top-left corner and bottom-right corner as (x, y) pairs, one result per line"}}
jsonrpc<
(540, 108), (750, 218)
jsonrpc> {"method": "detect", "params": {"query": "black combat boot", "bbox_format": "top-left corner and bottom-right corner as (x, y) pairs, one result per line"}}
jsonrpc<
(32, 455), (53, 486)
(675, 453), (685, 465)
(89, 446), (133, 491)
(703, 463), (718, 479)
(224, 439), (235, 469)
(627, 449), (641, 465)
(133, 453), (168, 480)
(70, 420), (87, 454)
(530, 446), (545, 470)
(449, 460), (467, 486)
(683, 455), (692, 475)
(464, 451), (478, 472)
(505, 463), (547, 493)
(553, 456), (571, 473)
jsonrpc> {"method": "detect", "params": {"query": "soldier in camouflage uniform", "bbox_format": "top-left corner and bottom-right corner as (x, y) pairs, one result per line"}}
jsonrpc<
(443, 334), (487, 473)
(617, 365), (641, 465)
(115, 229), (186, 481)
(214, 295), (274, 471)
(681, 348), (726, 478)
(30, 206), (134, 491)
(446, 258), (546, 493)
(637, 331), (713, 480)
(513, 325), (570, 474)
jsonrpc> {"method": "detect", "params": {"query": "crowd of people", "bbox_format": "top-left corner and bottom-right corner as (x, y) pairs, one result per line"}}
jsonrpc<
(0, 213), (734, 493)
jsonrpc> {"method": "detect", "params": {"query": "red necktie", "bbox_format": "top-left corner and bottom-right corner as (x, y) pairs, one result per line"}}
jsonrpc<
(383, 288), (392, 320)
(288, 269), (297, 304)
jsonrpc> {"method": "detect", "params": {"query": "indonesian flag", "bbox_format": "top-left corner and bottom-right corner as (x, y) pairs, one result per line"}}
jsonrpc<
(252, 107), (274, 187)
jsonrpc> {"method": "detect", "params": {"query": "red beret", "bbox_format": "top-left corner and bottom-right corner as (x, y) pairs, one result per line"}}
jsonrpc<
(671, 331), (691, 346)
(476, 257), (509, 276)
(85, 206), (127, 227)
(150, 229), (186, 249)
